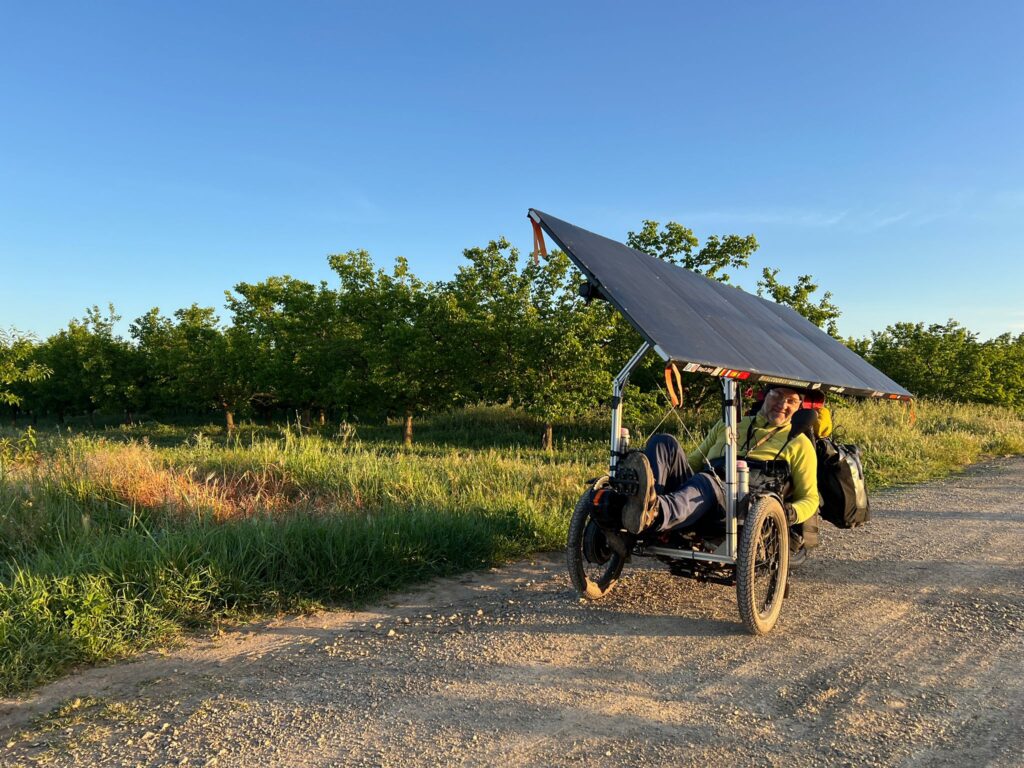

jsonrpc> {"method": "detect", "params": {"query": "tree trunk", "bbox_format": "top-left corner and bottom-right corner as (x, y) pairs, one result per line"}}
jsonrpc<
(541, 422), (554, 451)
(402, 411), (414, 447)
(318, 408), (326, 426)
(225, 409), (236, 435)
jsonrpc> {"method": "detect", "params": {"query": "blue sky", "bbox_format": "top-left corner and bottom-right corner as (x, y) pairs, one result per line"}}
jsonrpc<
(2, 1), (1022, 341)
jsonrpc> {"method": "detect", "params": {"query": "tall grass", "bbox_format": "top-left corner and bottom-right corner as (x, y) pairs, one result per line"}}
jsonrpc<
(826, 398), (1024, 488)
(1, 400), (1022, 694)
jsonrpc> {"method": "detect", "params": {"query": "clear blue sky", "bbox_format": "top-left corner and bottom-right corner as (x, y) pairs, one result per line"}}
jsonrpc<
(2, 1), (1022, 341)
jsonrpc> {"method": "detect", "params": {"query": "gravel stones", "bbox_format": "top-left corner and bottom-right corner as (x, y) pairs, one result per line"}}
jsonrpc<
(3, 457), (1024, 767)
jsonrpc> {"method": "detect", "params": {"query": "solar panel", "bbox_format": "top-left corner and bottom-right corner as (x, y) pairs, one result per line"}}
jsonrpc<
(529, 209), (913, 400)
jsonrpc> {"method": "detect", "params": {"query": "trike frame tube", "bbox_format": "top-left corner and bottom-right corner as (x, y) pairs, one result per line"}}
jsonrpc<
(641, 546), (734, 564)
(609, 342), (651, 475)
(721, 377), (739, 561)
(607, 346), (740, 565)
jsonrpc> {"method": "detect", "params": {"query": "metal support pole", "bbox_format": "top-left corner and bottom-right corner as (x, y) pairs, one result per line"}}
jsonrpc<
(609, 342), (650, 475)
(722, 377), (739, 559)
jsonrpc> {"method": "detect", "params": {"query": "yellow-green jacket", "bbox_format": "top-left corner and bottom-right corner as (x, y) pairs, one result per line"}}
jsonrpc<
(687, 413), (820, 524)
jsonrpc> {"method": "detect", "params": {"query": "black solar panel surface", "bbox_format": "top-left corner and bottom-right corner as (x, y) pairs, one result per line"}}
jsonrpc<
(529, 209), (912, 400)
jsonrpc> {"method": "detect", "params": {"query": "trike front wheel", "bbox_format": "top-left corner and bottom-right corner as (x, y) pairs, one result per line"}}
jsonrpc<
(566, 483), (625, 599)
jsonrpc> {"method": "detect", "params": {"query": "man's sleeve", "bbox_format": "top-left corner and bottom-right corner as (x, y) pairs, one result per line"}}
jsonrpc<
(688, 421), (724, 473)
(785, 434), (820, 523)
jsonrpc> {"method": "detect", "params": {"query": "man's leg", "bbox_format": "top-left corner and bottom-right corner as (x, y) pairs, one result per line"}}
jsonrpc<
(643, 433), (727, 531)
(621, 434), (722, 533)
(643, 434), (693, 495)
(655, 472), (725, 531)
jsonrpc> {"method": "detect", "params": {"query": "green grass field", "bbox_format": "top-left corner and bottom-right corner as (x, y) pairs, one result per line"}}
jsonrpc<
(2, 400), (1022, 694)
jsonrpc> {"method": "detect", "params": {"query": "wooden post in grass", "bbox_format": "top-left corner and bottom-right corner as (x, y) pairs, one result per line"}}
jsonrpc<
(541, 422), (553, 451)
(403, 411), (414, 447)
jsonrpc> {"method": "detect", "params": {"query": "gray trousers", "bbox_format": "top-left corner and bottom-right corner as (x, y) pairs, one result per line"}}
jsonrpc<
(643, 434), (725, 531)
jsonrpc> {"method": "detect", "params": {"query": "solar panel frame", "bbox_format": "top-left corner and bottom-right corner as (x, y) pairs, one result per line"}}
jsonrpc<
(529, 208), (913, 401)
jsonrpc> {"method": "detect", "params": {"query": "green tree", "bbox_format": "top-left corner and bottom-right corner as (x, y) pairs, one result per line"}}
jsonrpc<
(324, 250), (384, 422)
(79, 305), (139, 423)
(31, 331), (89, 423)
(627, 220), (759, 283)
(0, 329), (49, 407)
(329, 252), (460, 445)
(31, 306), (137, 425)
(515, 250), (615, 449)
(757, 269), (842, 337)
(844, 336), (872, 358)
(447, 239), (616, 449)
(982, 333), (1024, 409)
(863, 320), (990, 400)
(225, 277), (341, 425)
(129, 308), (177, 415)
(443, 238), (534, 406)
(131, 305), (253, 431)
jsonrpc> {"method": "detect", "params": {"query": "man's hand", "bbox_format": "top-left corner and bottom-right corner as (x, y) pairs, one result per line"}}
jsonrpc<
(784, 503), (799, 525)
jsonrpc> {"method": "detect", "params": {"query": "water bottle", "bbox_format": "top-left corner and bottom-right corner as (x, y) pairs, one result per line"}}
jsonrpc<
(619, 427), (630, 455)
(736, 459), (749, 500)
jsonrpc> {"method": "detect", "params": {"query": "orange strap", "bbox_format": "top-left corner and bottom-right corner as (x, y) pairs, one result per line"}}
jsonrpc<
(531, 219), (548, 264)
(665, 363), (683, 407)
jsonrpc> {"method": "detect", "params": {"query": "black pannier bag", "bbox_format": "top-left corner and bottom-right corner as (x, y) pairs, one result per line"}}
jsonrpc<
(816, 437), (870, 528)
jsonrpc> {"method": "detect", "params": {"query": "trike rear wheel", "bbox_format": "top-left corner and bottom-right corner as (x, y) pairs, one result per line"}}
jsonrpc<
(736, 494), (790, 634)
(566, 483), (625, 599)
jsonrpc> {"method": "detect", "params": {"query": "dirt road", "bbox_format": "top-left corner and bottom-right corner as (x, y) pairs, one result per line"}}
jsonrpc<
(2, 457), (1023, 767)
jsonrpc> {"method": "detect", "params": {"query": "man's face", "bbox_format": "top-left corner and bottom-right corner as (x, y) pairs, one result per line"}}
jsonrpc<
(761, 387), (803, 426)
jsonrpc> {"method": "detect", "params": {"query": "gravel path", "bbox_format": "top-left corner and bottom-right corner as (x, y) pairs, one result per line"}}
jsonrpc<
(2, 456), (1023, 767)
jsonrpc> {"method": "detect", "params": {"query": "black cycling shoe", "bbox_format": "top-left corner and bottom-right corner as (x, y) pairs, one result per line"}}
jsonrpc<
(618, 451), (658, 534)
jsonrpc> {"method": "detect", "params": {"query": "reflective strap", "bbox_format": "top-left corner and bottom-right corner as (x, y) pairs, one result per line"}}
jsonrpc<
(664, 363), (683, 407)
(531, 219), (548, 264)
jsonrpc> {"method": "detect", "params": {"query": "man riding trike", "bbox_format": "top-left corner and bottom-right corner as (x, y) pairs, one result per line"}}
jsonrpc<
(603, 385), (817, 541)
(569, 378), (824, 634)
(526, 208), (911, 635)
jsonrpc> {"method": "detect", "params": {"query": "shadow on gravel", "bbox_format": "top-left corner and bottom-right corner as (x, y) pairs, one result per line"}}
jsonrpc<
(256, 625), (345, 640)
(0, 652), (242, 738)
(417, 683), (721, 743)
(797, 558), (1023, 589)
(889, 508), (1024, 522)
(491, 610), (742, 639)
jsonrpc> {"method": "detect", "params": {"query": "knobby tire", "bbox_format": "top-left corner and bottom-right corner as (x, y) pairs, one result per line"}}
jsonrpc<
(566, 485), (624, 599)
(736, 494), (790, 634)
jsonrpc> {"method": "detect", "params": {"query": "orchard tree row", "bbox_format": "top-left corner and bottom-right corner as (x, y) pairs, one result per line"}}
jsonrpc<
(852, 320), (1024, 407)
(6, 220), (1016, 445)
(1, 221), (775, 444)
(5, 242), (632, 447)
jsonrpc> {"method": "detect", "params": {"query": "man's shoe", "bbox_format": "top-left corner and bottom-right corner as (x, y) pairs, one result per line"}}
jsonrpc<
(789, 547), (808, 569)
(617, 451), (658, 534)
(789, 534), (810, 569)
